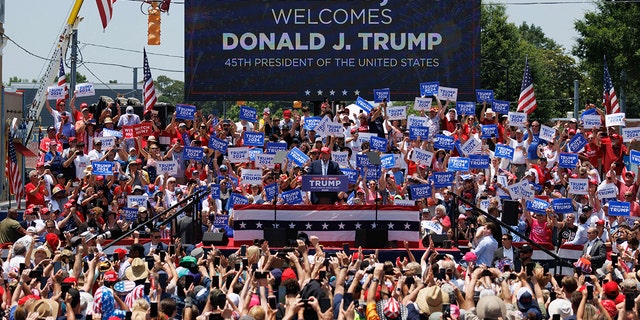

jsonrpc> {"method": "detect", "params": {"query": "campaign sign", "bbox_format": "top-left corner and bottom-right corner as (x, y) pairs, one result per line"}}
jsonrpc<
(94, 136), (116, 149)
(448, 157), (470, 172)
(304, 116), (322, 131)
(134, 123), (154, 137)
(123, 208), (138, 222)
(228, 147), (250, 163)
(492, 100), (510, 114)
(394, 199), (416, 206)
(92, 161), (115, 176)
(287, 147), (310, 167)
(507, 112), (527, 127)
(210, 184), (221, 199)
(255, 153), (276, 168)
(326, 122), (344, 137)
(412, 149), (434, 166)
(475, 89), (494, 103)
(302, 175), (349, 192)
(469, 154), (491, 169)
(507, 180), (534, 200)
(183, 146), (204, 161)
(156, 161), (178, 175)
(479, 199), (491, 212)
(240, 169), (263, 186)
(264, 183), (278, 202)
(313, 116), (332, 136)
(460, 137), (481, 156)
(539, 125), (556, 142)
(364, 165), (381, 181)
(209, 136), (228, 153)
(356, 153), (370, 168)
(409, 184), (432, 199)
(456, 101), (476, 116)
(432, 172), (455, 188)
(230, 193), (249, 208)
(331, 151), (349, 167)
(567, 133), (588, 153)
(414, 97), (433, 111)
(370, 136), (387, 152)
(247, 147), (261, 161)
(355, 96), (373, 113)
(406, 115), (429, 129)
(434, 134), (455, 151)
(481, 125), (498, 139)
(281, 189), (303, 204)
(122, 126), (135, 139)
(582, 115), (602, 129)
(552, 198), (574, 214)
(127, 195), (148, 208)
(494, 144), (515, 160)
(342, 168), (359, 183)
(420, 81), (439, 97)
(175, 104), (197, 120)
(631, 150), (640, 166)
(239, 106), (258, 122)
(243, 132), (265, 147)
(374, 88), (390, 103)
(438, 86), (458, 101)
(386, 106), (407, 121)
(597, 185), (617, 200)
(47, 86), (66, 99)
(213, 215), (230, 227)
(622, 127), (640, 143)
(608, 201), (631, 217)
(409, 126), (430, 140)
(380, 154), (396, 169)
(266, 142), (288, 154)
(76, 83), (95, 97)
(605, 113), (625, 127)
(558, 153), (579, 169)
(103, 128), (123, 138)
(568, 178), (588, 195)
(526, 198), (550, 214)
(182, 132), (191, 146)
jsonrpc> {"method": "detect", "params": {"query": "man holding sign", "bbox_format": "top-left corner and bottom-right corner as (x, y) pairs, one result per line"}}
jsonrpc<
(307, 147), (343, 204)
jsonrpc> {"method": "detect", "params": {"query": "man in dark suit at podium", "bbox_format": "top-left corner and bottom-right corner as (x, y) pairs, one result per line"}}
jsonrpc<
(307, 147), (343, 204)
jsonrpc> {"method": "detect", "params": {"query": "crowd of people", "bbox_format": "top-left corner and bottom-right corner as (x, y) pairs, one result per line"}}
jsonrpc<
(1, 91), (639, 319)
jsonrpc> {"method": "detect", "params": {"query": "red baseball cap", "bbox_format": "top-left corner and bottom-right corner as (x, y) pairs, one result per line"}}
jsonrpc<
(320, 147), (331, 154)
(104, 270), (118, 282)
(114, 248), (127, 260)
(62, 277), (78, 286)
(283, 110), (292, 118)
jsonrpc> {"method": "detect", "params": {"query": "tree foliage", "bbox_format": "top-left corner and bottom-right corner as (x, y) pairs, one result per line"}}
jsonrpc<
(573, 1), (640, 117)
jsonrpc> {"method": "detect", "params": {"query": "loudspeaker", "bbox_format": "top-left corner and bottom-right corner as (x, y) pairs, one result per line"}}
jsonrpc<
(502, 200), (520, 226)
(355, 229), (388, 248)
(264, 228), (298, 247)
(202, 232), (229, 246)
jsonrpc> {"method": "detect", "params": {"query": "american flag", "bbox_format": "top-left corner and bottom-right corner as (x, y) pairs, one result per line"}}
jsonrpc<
(57, 56), (68, 103)
(96, 0), (117, 30)
(516, 58), (538, 115)
(603, 56), (620, 114)
(5, 135), (24, 209)
(143, 49), (157, 115)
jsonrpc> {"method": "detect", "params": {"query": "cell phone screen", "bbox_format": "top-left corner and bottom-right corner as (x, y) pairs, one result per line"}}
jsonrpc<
(234, 263), (241, 271)
(268, 296), (277, 309)
(342, 293), (354, 311)
(214, 256), (221, 267)
(319, 297), (331, 312)
(150, 302), (158, 317)
(144, 282), (151, 296)
(159, 251), (166, 262)
(169, 245), (175, 256)
(240, 245), (247, 257)
(626, 292), (635, 311)
(54, 261), (62, 274)
(342, 243), (351, 255)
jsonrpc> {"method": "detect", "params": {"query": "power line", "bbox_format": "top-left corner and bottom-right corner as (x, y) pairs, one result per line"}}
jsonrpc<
(80, 42), (183, 59)
(486, 0), (640, 4)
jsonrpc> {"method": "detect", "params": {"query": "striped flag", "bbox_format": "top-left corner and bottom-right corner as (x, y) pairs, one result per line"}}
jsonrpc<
(5, 135), (24, 209)
(143, 49), (157, 115)
(516, 58), (538, 115)
(603, 56), (620, 114)
(96, 0), (117, 30)
(57, 55), (68, 104)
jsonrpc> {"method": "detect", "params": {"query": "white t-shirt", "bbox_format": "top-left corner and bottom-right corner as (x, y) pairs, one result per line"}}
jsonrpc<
(74, 154), (90, 178)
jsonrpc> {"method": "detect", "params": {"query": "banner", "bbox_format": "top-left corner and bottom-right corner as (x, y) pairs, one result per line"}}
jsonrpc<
(414, 97), (433, 111)
(209, 136), (228, 153)
(622, 127), (640, 143)
(255, 153), (276, 169)
(91, 161), (115, 176)
(567, 133), (587, 153)
(122, 126), (134, 139)
(228, 147), (250, 163)
(394, 199), (417, 206)
(475, 89), (494, 103)
(356, 153), (370, 168)
(431, 172), (455, 188)
(582, 115), (601, 129)
(597, 185), (617, 200)
(434, 134), (455, 150)
(230, 193), (249, 208)
(266, 142), (288, 154)
(355, 97), (373, 113)
(240, 169), (263, 185)
(480, 125), (498, 139)
(127, 195), (148, 208)
(507, 111), (527, 127)
(326, 122), (344, 137)
(47, 86), (66, 99)
(460, 137), (481, 156)
(342, 168), (359, 183)
(406, 115), (428, 129)
(134, 123), (154, 137)
(469, 154), (490, 169)
(380, 154), (396, 169)
(287, 147), (310, 167)
(94, 136), (116, 149)
(75, 83), (95, 97)
(175, 104), (197, 120)
(301, 175), (349, 192)
(411, 149), (433, 166)
(558, 153), (579, 169)
(494, 144), (514, 160)
(438, 86), (458, 102)
(304, 116), (322, 131)
(264, 183), (278, 202)
(213, 215), (230, 227)
(507, 180), (534, 200)
(456, 101), (476, 116)
(605, 113), (625, 127)
(281, 189), (304, 205)
(492, 100), (510, 114)
(526, 198), (550, 214)
(103, 128), (123, 138)
(183, 146), (205, 161)
(552, 198), (573, 214)
(374, 88), (390, 103)
(568, 178), (588, 195)
(364, 165), (381, 181)
(448, 157), (470, 172)
(369, 136), (387, 152)
(123, 208), (138, 222)
(386, 106), (407, 120)
(243, 132), (265, 147)
(331, 151), (349, 167)
(409, 126), (430, 140)
(210, 184), (221, 199)
(156, 161), (178, 175)
(420, 82), (439, 97)
(608, 201), (630, 217)
(539, 125), (556, 142)
(239, 106), (258, 122)
(409, 184), (432, 199)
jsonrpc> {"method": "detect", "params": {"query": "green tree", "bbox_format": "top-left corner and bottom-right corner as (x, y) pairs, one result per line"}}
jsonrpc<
(573, 1), (640, 117)
(155, 75), (185, 104)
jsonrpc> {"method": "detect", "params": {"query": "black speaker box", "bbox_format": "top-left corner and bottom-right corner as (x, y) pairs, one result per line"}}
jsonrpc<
(502, 200), (520, 226)
(264, 228), (298, 247)
(355, 229), (388, 248)
(202, 232), (229, 246)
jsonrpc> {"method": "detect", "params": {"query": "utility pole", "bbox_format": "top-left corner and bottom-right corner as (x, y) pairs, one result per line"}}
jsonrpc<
(70, 29), (78, 96)
(0, 0), (6, 201)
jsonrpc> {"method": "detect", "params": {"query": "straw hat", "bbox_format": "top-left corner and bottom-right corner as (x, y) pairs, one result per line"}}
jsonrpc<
(125, 258), (149, 281)
(416, 286), (449, 314)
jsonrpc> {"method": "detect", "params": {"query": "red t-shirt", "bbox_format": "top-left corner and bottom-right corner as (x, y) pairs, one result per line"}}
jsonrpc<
(25, 183), (46, 207)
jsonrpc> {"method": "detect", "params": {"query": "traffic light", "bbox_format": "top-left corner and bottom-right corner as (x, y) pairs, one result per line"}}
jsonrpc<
(148, 2), (161, 45)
